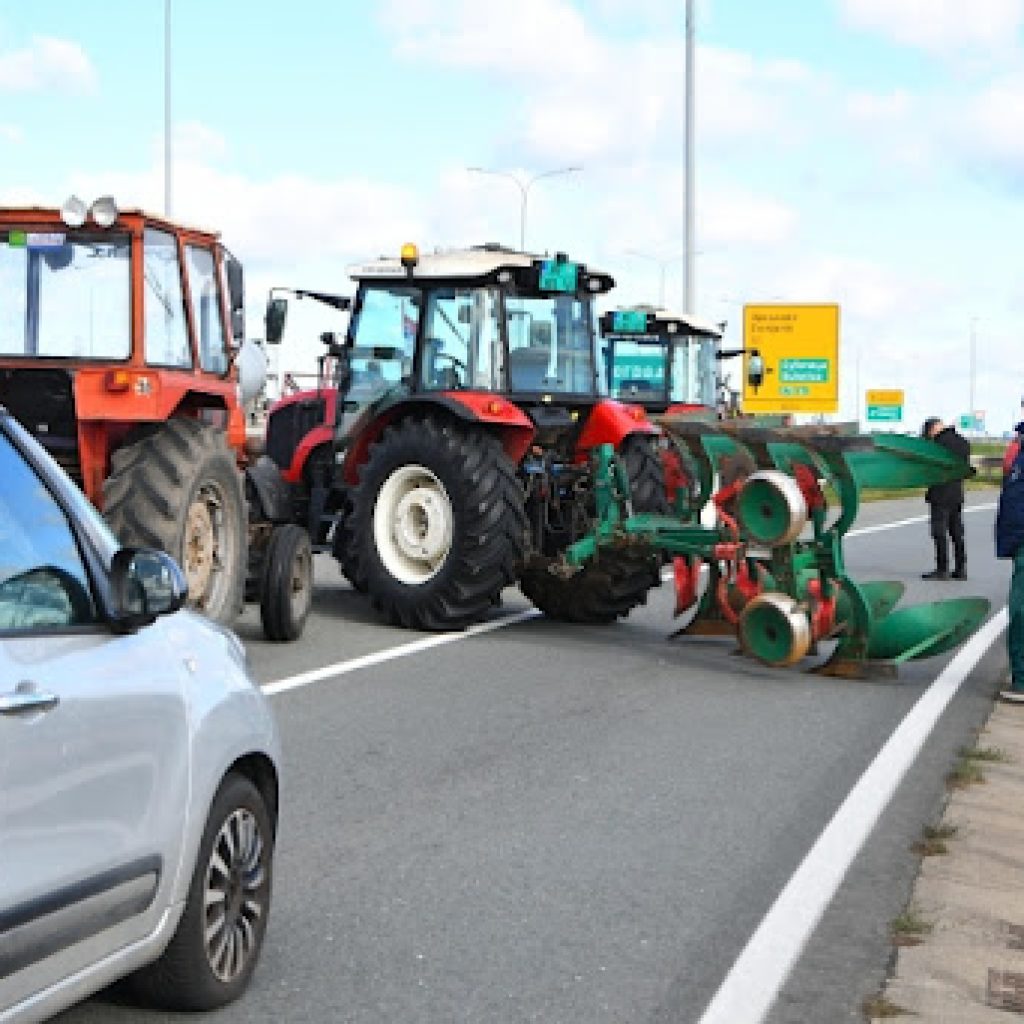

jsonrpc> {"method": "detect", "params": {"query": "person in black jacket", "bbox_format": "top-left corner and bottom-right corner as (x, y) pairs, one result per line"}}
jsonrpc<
(920, 417), (970, 580)
(996, 440), (1024, 701)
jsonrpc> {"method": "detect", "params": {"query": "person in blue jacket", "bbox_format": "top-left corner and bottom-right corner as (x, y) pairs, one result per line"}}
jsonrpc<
(996, 430), (1024, 702)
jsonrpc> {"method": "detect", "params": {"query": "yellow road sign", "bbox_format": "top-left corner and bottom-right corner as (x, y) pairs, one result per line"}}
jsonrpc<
(866, 389), (904, 407)
(742, 304), (840, 414)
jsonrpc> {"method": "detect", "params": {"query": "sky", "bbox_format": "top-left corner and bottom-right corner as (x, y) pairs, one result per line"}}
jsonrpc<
(2, 0), (1023, 432)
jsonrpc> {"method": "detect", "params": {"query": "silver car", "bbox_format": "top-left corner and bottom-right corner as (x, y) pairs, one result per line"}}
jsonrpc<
(0, 409), (281, 1022)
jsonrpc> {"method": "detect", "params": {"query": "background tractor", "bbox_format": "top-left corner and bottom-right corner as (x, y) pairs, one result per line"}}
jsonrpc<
(258, 243), (669, 630)
(0, 198), (312, 640)
(600, 305), (723, 416)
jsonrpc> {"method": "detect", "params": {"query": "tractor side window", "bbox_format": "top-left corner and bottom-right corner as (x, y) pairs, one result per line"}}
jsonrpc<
(506, 295), (596, 395)
(184, 245), (228, 375)
(348, 286), (418, 387)
(143, 228), (191, 368)
(420, 288), (499, 391)
(670, 339), (696, 403)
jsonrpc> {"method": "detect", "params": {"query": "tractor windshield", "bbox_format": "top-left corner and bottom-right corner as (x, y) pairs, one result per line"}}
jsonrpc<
(604, 336), (669, 404)
(0, 229), (131, 359)
(506, 294), (597, 395)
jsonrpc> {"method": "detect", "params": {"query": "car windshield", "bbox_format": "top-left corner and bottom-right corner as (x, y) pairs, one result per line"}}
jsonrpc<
(506, 294), (597, 395)
(0, 229), (131, 359)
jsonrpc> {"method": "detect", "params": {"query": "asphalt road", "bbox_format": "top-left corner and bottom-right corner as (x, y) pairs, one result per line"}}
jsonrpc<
(59, 492), (1009, 1024)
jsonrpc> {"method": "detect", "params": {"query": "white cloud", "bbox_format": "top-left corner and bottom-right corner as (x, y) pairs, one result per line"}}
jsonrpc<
(380, 2), (820, 169)
(845, 89), (914, 124)
(959, 72), (1024, 169)
(0, 123), (23, 144)
(839, 0), (1024, 54)
(0, 35), (96, 93)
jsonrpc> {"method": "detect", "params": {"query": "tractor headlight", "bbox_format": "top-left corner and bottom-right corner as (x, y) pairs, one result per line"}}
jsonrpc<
(60, 195), (87, 228)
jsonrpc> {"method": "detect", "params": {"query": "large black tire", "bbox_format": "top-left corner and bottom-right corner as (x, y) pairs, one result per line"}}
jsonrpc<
(103, 419), (246, 626)
(621, 433), (670, 514)
(519, 543), (661, 623)
(332, 489), (367, 593)
(344, 416), (527, 630)
(126, 772), (274, 1011)
(260, 524), (313, 641)
(518, 434), (665, 622)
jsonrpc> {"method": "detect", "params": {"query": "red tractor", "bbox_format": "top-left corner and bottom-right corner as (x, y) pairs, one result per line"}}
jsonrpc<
(0, 198), (311, 639)
(256, 243), (668, 630)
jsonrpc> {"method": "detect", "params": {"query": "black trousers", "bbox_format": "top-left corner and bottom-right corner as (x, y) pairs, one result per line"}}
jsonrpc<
(929, 502), (965, 572)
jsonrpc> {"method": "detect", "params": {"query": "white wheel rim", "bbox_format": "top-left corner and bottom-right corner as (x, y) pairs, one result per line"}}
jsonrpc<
(373, 464), (453, 585)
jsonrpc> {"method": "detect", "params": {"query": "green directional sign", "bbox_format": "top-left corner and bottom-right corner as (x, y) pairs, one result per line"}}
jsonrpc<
(867, 405), (902, 422)
(779, 357), (830, 384)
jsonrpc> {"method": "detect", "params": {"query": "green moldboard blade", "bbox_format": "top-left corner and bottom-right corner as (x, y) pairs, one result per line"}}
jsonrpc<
(866, 597), (991, 662)
(844, 434), (973, 491)
(834, 580), (905, 626)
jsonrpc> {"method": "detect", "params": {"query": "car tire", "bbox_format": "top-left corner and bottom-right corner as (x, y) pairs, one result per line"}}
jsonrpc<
(126, 772), (275, 1011)
(260, 524), (313, 641)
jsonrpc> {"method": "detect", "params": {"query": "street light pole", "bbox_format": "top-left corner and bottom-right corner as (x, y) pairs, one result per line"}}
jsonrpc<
(625, 249), (684, 307)
(467, 165), (581, 250)
(683, 0), (695, 311)
(164, 0), (172, 217)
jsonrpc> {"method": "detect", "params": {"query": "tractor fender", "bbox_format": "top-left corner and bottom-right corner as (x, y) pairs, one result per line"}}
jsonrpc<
(341, 393), (535, 484)
(265, 388), (336, 484)
(574, 399), (657, 460)
(246, 455), (296, 523)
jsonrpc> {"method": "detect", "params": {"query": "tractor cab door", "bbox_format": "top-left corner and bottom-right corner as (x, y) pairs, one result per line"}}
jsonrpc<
(336, 285), (418, 442)
(418, 287), (501, 393)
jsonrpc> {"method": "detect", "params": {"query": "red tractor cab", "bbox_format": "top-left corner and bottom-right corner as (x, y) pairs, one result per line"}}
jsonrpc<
(257, 244), (669, 630)
(0, 198), (272, 626)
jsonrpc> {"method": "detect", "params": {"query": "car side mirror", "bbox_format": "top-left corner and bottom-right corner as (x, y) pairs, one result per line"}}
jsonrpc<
(109, 548), (188, 632)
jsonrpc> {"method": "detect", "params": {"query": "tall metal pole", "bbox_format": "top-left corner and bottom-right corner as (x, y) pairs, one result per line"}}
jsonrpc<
(164, 0), (172, 217)
(969, 317), (977, 428)
(683, 0), (695, 311)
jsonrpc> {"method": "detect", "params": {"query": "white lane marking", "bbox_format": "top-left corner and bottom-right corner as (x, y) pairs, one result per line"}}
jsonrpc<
(697, 606), (1009, 1024)
(263, 500), (999, 696)
(846, 501), (995, 538)
(262, 609), (540, 696)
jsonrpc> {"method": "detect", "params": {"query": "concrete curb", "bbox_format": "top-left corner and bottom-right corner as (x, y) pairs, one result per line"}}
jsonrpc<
(872, 700), (1024, 1021)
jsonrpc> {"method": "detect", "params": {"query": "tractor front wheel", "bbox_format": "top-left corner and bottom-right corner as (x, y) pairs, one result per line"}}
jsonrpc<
(344, 417), (527, 630)
(103, 419), (246, 625)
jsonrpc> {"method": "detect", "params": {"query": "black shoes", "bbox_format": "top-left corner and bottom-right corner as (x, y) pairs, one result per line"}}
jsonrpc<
(921, 569), (949, 580)
(951, 568), (967, 580)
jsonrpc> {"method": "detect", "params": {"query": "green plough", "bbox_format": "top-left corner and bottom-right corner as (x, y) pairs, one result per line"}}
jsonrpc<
(564, 419), (990, 676)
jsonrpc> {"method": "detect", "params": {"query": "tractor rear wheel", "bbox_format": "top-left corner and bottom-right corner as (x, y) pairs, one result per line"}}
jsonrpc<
(103, 419), (246, 626)
(621, 433), (669, 514)
(343, 417), (527, 630)
(519, 544), (660, 623)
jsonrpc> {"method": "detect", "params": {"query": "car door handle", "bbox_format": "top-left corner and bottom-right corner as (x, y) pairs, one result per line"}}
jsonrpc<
(0, 683), (60, 715)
